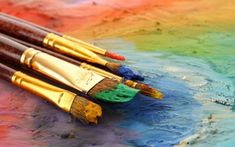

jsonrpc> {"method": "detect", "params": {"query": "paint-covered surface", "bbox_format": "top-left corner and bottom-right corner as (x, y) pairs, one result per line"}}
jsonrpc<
(0, 0), (235, 146)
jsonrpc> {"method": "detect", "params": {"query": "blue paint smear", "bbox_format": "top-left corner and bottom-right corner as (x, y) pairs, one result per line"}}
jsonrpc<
(108, 79), (200, 146)
(93, 38), (203, 146)
(93, 38), (234, 146)
(31, 38), (234, 147)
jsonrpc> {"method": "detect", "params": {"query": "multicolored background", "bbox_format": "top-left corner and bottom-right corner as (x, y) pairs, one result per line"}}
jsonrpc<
(0, 0), (235, 146)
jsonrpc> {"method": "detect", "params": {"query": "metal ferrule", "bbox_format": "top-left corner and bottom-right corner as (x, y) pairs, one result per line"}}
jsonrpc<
(20, 48), (105, 93)
(80, 63), (122, 82)
(43, 33), (108, 66)
(63, 35), (106, 55)
(11, 71), (75, 112)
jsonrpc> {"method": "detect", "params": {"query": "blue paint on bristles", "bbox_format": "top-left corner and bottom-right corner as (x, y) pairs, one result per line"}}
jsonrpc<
(117, 65), (144, 81)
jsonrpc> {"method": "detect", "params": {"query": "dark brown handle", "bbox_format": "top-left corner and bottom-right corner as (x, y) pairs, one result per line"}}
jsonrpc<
(0, 13), (62, 36)
(0, 35), (27, 65)
(0, 32), (82, 66)
(0, 62), (15, 82)
(0, 15), (48, 46)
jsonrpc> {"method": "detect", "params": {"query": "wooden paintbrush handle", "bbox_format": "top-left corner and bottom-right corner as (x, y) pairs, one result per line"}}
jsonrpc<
(0, 62), (15, 82)
(0, 36), (26, 65)
(0, 33), (82, 66)
(0, 13), (61, 36)
(0, 15), (47, 46)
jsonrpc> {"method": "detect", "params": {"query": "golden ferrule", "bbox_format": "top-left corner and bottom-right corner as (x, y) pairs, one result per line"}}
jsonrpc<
(80, 63), (122, 82)
(21, 48), (104, 93)
(63, 35), (106, 55)
(20, 48), (105, 94)
(20, 48), (40, 68)
(11, 71), (75, 112)
(43, 33), (108, 65)
(43, 33), (89, 61)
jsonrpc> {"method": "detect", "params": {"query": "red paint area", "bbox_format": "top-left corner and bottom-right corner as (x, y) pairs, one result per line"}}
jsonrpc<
(0, 0), (175, 34)
(106, 51), (125, 61)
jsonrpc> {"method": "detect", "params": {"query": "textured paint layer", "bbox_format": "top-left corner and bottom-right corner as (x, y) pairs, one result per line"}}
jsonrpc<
(0, 0), (235, 146)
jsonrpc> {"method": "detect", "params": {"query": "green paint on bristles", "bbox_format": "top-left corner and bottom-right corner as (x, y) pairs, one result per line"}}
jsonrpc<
(95, 83), (139, 102)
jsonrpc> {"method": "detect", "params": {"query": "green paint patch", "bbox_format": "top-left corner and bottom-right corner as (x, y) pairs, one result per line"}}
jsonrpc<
(95, 84), (139, 103)
(125, 29), (235, 85)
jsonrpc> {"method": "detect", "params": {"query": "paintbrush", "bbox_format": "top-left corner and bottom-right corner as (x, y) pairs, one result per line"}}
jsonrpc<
(0, 14), (144, 81)
(0, 12), (125, 61)
(0, 62), (102, 124)
(0, 32), (163, 99)
(0, 35), (139, 102)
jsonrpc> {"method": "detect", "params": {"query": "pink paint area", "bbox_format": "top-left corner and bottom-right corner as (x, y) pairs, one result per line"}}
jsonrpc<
(0, 0), (176, 33)
(0, 80), (44, 146)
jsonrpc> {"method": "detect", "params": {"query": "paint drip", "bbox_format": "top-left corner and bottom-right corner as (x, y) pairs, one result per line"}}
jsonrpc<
(118, 65), (144, 81)
(95, 83), (139, 102)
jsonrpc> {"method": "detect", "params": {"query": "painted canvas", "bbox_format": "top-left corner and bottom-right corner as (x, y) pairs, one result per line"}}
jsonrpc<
(0, 0), (234, 146)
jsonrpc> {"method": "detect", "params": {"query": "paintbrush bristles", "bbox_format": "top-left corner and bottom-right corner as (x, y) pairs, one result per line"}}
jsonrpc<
(88, 78), (139, 102)
(105, 51), (125, 61)
(106, 62), (144, 81)
(106, 62), (120, 74)
(70, 96), (102, 124)
(89, 78), (118, 95)
(124, 80), (164, 99)
(135, 83), (164, 99)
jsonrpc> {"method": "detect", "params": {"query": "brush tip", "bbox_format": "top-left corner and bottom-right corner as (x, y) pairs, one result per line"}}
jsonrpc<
(70, 96), (102, 124)
(89, 78), (139, 102)
(106, 51), (125, 61)
(118, 65), (144, 81)
(151, 90), (164, 99)
(133, 81), (164, 99)
(96, 83), (139, 102)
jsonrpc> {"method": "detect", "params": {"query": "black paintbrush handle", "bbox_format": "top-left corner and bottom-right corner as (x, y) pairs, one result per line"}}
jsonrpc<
(0, 35), (27, 65)
(0, 14), (48, 46)
(0, 62), (15, 82)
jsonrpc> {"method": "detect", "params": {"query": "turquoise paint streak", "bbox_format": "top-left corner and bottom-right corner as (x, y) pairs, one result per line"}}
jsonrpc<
(94, 37), (235, 146)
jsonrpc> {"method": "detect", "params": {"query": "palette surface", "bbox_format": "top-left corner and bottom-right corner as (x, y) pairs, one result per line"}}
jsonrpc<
(0, 0), (235, 146)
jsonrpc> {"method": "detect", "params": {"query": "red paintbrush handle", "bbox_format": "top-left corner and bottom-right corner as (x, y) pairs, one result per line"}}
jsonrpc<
(0, 15), (48, 46)
(0, 35), (27, 65)
(0, 62), (15, 82)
